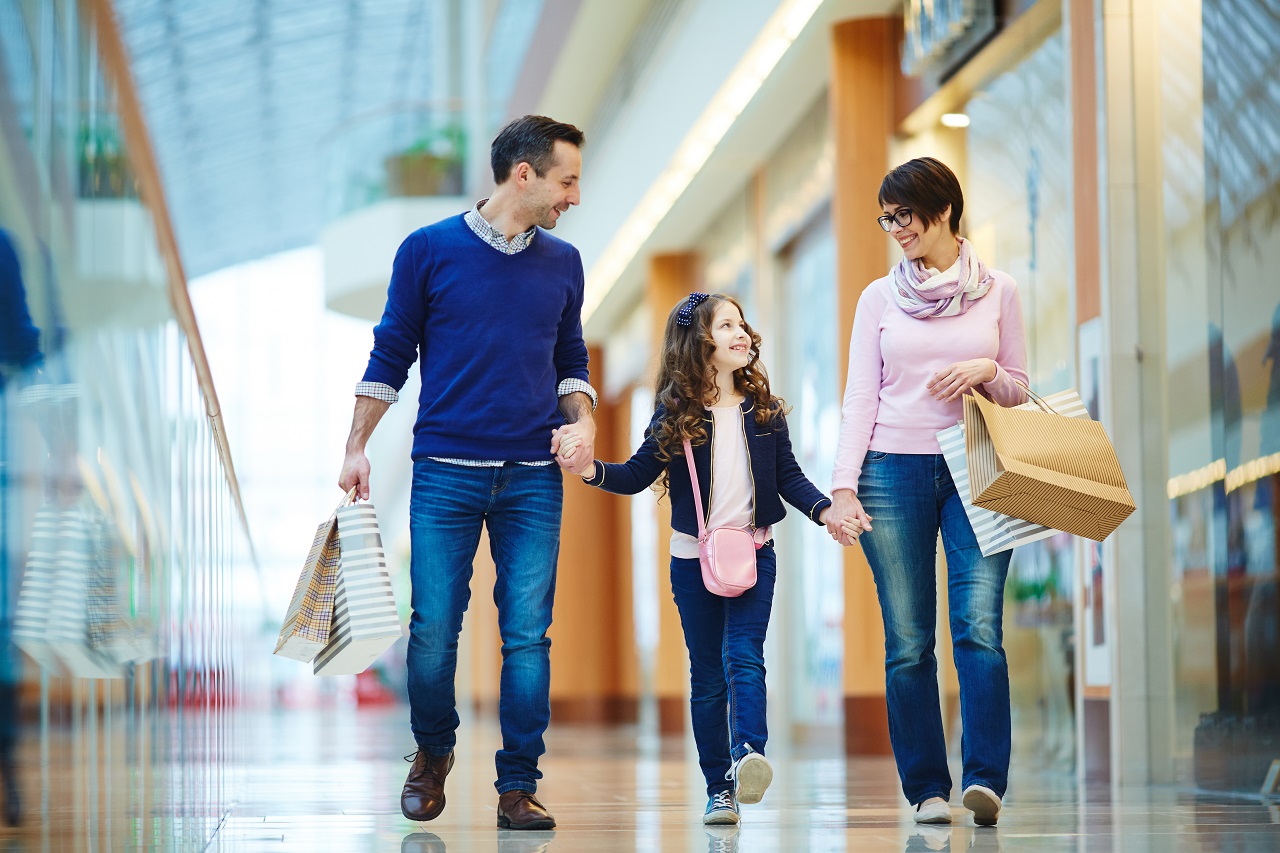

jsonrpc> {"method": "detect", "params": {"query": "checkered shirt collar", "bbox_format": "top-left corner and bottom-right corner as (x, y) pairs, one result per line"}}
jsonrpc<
(464, 199), (537, 255)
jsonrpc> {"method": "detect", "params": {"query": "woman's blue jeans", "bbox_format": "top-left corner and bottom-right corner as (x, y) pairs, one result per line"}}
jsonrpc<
(669, 543), (777, 796)
(406, 459), (562, 795)
(856, 452), (1011, 805)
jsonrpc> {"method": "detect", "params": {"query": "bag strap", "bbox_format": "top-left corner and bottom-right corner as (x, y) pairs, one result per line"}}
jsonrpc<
(682, 439), (708, 540)
(335, 487), (359, 515)
(1015, 380), (1061, 415)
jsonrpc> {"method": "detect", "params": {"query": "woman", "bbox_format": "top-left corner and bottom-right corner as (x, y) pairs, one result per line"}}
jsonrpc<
(827, 157), (1029, 827)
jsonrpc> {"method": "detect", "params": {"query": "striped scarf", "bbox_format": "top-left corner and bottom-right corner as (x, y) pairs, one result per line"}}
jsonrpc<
(891, 237), (993, 319)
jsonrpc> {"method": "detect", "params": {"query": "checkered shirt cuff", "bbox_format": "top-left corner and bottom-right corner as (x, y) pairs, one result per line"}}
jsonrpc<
(355, 381), (398, 404)
(557, 378), (598, 411)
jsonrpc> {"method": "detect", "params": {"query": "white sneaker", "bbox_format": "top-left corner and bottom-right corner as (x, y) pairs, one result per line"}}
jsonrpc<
(727, 751), (772, 805)
(913, 797), (952, 824)
(962, 784), (1001, 826)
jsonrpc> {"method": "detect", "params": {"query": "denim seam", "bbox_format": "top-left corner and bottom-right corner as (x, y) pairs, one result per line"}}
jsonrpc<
(724, 601), (739, 762)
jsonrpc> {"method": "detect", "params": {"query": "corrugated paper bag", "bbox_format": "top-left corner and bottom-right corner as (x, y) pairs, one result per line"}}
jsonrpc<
(312, 501), (403, 676)
(938, 389), (1090, 555)
(964, 390), (1136, 541)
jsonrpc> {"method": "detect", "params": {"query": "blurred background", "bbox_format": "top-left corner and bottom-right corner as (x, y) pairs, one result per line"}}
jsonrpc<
(0, 0), (1277, 849)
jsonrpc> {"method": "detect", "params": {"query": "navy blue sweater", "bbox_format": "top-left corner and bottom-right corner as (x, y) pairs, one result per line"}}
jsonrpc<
(361, 215), (590, 461)
(584, 400), (832, 538)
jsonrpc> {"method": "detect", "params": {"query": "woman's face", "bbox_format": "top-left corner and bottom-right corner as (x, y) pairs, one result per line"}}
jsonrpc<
(708, 301), (751, 378)
(882, 202), (953, 266)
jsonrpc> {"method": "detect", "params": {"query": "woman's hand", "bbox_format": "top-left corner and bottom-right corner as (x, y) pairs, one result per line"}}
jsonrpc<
(825, 489), (872, 546)
(926, 358), (998, 403)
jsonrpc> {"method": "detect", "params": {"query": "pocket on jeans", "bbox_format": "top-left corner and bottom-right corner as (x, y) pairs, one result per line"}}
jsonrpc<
(864, 450), (890, 464)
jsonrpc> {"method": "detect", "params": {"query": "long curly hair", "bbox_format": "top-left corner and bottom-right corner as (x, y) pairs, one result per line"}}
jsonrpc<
(651, 294), (786, 480)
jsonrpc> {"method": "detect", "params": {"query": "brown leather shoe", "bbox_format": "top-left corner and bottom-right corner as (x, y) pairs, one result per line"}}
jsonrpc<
(401, 750), (455, 821)
(496, 790), (556, 830)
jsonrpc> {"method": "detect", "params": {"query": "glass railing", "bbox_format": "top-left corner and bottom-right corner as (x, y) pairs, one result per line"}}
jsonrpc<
(0, 0), (261, 846)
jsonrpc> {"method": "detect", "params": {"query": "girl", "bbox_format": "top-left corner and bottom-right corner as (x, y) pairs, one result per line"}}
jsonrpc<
(569, 292), (859, 825)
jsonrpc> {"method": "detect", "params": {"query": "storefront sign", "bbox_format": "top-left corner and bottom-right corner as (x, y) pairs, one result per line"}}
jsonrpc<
(901, 0), (998, 78)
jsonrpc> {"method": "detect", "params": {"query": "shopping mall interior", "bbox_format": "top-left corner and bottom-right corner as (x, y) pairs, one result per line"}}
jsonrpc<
(1, 0), (1279, 850)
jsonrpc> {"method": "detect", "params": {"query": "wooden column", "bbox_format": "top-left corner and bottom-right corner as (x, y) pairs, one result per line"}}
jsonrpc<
(830, 17), (897, 756)
(648, 253), (699, 732)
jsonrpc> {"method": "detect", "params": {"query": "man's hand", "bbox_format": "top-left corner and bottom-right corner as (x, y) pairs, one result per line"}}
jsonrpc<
(551, 421), (596, 475)
(554, 389), (597, 475)
(339, 395), (390, 500)
(339, 450), (372, 501)
(926, 358), (998, 403)
(827, 489), (873, 546)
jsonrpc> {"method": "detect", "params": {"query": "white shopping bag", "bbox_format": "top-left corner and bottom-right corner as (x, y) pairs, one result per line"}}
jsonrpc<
(312, 501), (404, 676)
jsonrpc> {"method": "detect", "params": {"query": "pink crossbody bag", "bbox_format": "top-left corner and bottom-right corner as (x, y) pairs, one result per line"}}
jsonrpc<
(683, 438), (760, 598)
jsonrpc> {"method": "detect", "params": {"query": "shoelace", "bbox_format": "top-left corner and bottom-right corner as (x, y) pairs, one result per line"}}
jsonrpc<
(723, 744), (757, 782)
(709, 790), (735, 812)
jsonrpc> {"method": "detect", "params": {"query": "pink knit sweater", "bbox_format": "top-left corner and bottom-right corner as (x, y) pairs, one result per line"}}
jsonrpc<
(832, 270), (1029, 494)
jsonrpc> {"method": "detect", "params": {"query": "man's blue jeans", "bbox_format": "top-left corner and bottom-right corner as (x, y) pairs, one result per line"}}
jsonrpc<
(406, 459), (562, 795)
(856, 452), (1011, 805)
(669, 543), (777, 796)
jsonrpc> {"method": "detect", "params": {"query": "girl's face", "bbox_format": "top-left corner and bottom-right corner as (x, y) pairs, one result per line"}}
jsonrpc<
(883, 201), (952, 266)
(708, 300), (751, 377)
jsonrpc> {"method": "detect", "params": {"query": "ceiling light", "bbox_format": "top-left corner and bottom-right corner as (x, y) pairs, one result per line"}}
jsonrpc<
(582, 0), (824, 322)
(941, 113), (971, 128)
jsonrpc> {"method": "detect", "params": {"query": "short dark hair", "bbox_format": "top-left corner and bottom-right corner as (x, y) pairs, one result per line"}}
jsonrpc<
(490, 115), (585, 184)
(878, 157), (964, 234)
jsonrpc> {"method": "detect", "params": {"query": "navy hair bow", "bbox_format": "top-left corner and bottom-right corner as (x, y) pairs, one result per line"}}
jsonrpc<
(676, 292), (710, 326)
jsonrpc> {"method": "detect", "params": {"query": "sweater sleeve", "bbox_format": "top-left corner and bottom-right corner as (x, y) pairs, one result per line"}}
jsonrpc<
(831, 285), (885, 495)
(582, 408), (667, 495)
(552, 247), (590, 386)
(980, 276), (1031, 406)
(772, 412), (832, 525)
(361, 231), (427, 391)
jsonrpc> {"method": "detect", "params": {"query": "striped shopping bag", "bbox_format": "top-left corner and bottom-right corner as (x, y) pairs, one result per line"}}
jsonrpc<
(312, 500), (403, 676)
(937, 390), (1090, 556)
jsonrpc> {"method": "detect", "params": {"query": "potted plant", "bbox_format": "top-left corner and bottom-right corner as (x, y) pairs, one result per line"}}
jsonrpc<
(77, 124), (135, 199)
(384, 124), (466, 197)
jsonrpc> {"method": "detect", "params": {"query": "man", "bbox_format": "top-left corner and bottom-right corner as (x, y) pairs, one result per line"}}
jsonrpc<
(338, 116), (596, 831)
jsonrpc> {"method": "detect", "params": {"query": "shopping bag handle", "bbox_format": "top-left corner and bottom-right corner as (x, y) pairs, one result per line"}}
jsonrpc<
(1015, 381), (1061, 415)
(337, 487), (360, 511)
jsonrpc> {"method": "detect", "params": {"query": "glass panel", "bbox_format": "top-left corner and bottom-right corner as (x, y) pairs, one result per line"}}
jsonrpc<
(1165, 0), (1280, 792)
(963, 29), (1078, 773)
(0, 0), (257, 844)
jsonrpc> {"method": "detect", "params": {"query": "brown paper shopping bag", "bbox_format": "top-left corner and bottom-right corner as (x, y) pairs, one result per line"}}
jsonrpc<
(273, 490), (350, 662)
(963, 390), (1136, 541)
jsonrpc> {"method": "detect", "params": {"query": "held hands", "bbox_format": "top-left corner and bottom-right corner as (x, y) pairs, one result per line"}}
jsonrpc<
(551, 420), (596, 476)
(926, 358), (998, 403)
(825, 489), (873, 546)
(818, 507), (868, 547)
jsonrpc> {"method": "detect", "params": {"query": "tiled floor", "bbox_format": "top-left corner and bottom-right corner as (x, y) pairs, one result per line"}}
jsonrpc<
(207, 706), (1280, 853)
(4, 704), (1279, 851)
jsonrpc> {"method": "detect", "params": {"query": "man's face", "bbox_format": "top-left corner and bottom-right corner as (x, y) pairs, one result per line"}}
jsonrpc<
(522, 140), (581, 229)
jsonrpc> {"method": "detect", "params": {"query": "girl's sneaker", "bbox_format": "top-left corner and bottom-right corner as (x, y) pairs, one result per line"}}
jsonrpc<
(727, 749), (773, 805)
(962, 784), (1002, 826)
(702, 790), (739, 825)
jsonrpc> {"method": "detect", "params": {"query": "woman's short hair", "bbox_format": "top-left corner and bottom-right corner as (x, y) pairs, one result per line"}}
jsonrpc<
(878, 157), (964, 234)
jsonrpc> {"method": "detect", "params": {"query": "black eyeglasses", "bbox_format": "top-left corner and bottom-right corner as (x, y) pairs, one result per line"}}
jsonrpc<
(877, 208), (913, 232)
